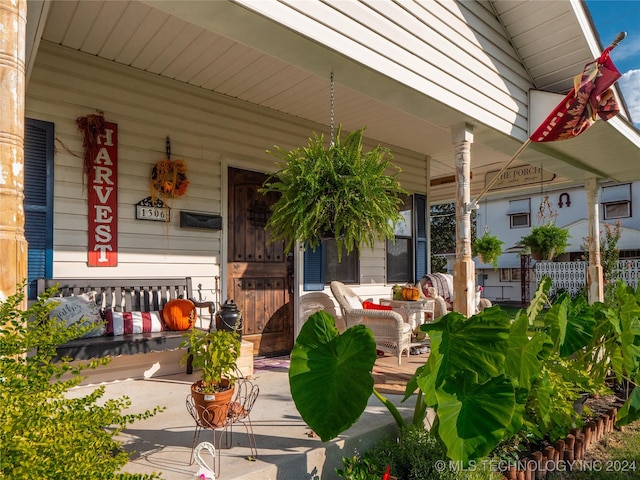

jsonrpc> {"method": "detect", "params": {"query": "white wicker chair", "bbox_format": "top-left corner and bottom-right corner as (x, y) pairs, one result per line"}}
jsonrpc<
(330, 281), (411, 365)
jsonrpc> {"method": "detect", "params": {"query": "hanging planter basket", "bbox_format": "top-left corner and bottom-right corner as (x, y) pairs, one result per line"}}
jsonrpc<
(473, 232), (504, 269)
(259, 126), (408, 261)
(521, 224), (570, 261)
(530, 247), (556, 261)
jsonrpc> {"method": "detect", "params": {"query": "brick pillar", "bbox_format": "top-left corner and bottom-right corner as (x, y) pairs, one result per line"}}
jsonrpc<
(0, 0), (27, 301)
(451, 124), (475, 316)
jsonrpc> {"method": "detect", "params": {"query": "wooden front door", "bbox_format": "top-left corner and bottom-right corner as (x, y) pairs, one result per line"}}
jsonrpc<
(227, 167), (293, 356)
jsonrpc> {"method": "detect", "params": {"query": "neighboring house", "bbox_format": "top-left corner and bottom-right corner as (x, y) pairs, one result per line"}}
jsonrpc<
(2, 0), (639, 366)
(473, 180), (640, 304)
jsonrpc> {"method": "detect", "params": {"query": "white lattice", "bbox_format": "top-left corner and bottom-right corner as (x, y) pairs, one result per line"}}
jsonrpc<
(536, 261), (587, 297)
(535, 260), (640, 296)
(617, 259), (640, 289)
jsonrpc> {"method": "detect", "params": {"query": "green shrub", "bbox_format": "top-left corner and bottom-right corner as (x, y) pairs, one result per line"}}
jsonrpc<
(336, 426), (499, 480)
(0, 284), (164, 479)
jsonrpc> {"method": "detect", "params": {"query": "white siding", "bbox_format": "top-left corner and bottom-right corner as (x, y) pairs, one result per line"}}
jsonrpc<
(238, 0), (532, 137)
(26, 42), (426, 301)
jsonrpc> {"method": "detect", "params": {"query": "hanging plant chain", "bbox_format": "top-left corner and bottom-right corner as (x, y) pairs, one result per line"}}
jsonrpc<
(330, 70), (335, 146)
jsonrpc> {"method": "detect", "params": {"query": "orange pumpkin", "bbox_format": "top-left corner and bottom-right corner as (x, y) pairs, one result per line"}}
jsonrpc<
(401, 285), (420, 301)
(163, 298), (197, 330)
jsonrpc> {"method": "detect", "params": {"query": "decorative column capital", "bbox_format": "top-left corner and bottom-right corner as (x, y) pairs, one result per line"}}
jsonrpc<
(585, 177), (600, 201)
(451, 123), (474, 145)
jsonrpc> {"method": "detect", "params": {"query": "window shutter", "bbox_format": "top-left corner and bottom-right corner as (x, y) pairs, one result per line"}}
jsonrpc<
(303, 244), (325, 291)
(414, 194), (428, 281)
(24, 119), (54, 299)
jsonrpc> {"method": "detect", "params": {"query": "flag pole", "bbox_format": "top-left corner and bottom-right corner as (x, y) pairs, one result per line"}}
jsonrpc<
(609, 31), (627, 49)
(467, 139), (531, 212)
(467, 31), (627, 213)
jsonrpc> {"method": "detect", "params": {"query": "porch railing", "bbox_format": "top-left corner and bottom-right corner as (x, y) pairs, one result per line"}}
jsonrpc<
(535, 259), (640, 297)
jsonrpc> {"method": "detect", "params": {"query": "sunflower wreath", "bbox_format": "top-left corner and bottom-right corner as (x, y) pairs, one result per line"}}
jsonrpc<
(150, 159), (189, 198)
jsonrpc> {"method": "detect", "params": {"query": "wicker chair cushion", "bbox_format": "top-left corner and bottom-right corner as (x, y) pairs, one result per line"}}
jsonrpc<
(362, 301), (393, 311)
(344, 291), (363, 310)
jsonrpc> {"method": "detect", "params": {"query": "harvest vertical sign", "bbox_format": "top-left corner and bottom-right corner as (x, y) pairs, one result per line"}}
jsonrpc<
(88, 122), (118, 266)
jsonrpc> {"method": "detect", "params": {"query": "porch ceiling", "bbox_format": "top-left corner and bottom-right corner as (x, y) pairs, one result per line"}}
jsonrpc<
(27, 0), (640, 203)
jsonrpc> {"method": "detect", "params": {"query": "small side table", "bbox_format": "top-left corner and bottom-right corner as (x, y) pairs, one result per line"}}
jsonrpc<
(379, 298), (435, 330)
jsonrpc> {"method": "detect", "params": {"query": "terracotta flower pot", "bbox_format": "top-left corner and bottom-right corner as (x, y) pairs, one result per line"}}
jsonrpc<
(191, 379), (235, 427)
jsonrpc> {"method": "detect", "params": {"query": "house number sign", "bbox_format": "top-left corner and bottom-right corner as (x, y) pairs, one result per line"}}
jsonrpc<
(135, 197), (170, 222)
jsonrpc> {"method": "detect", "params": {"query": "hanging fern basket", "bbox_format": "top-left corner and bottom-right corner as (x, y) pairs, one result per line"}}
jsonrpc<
(259, 126), (408, 261)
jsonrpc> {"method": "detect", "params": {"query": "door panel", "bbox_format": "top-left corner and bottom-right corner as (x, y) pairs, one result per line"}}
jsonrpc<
(227, 167), (293, 356)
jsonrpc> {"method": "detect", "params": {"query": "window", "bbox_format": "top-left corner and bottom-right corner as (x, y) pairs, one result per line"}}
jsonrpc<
(511, 268), (521, 281)
(303, 240), (359, 290)
(303, 193), (428, 290)
(24, 119), (55, 299)
(324, 240), (358, 284)
(500, 268), (522, 282)
(387, 195), (412, 283)
(601, 184), (631, 219)
(500, 269), (511, 282)
(507, 199), (530, 228)
(386, 194), (428, 284)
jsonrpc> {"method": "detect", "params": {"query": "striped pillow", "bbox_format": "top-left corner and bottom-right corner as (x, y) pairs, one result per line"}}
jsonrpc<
(105, 311), (166, 336)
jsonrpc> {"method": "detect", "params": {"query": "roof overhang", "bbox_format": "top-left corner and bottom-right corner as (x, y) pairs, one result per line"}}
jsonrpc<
(25, 0), (640, 203)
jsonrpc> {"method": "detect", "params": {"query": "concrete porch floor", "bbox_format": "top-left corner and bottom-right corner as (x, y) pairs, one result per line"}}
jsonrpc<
(73, 352), (430, 480)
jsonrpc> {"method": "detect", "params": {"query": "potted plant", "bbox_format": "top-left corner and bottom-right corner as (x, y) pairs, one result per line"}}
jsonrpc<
(259, 126), (408, 260)
(520, 223), (570, 260)
(472, 232), (504, 269)
(181, 328), (241, 425)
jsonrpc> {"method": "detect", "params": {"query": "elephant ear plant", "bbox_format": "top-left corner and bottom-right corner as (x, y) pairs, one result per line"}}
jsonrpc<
(289, 278), (640, 466)
(260, 126), (408, 261)
(289, 311), (380, 441)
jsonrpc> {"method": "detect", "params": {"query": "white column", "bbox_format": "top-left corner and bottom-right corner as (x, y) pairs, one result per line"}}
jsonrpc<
(425, 154), (431, 274)
(451, 124), (475, 316)
(585, 177), (604, 304)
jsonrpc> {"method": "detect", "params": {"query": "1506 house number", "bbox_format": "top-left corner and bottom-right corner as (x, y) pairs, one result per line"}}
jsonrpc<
(135, 197), (170, 222)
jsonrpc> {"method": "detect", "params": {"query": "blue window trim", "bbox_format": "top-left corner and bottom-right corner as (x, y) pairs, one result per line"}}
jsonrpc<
(414, 193), (428, 280)
(303, 243), (325, 291)
(25, 118), (54, 298)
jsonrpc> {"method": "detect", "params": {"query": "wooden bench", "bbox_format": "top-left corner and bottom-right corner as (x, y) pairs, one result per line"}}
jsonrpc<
(36, 277), (214, 371)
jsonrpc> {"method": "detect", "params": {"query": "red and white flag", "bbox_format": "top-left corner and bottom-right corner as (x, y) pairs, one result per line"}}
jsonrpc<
(474, 34), (626, 204)
(530, 46), (622, 142)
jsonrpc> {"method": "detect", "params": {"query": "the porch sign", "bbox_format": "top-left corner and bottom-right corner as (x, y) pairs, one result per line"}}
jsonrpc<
(485, 165), (555, 191)
(88, 122), (118, 266)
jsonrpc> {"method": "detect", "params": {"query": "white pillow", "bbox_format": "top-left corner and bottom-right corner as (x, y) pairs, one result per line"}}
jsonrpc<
(345, 293), (363, 310)
(48, 295), (106, 338)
